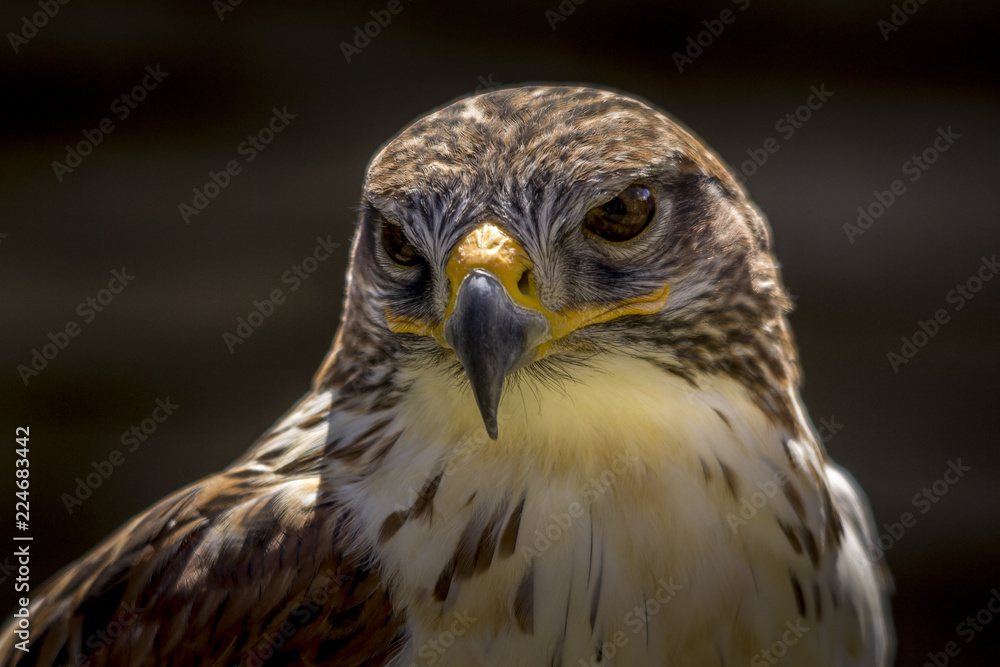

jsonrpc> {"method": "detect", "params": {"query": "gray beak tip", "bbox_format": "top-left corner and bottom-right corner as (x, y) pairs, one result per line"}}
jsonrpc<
(444, 271), (548, 442)
(470, 378), (501, 440)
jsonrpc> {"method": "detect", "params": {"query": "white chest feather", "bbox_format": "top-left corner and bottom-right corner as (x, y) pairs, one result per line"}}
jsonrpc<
(343, 357), (885, 666)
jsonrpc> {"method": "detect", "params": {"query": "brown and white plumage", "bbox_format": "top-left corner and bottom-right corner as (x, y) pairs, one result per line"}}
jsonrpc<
(1, 394), (402, 666)
(1, 86), (893, 666)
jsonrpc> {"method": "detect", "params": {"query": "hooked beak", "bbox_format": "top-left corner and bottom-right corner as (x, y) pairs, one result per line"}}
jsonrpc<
(384, 221), (670, 439)
(443, 270), (549, 439)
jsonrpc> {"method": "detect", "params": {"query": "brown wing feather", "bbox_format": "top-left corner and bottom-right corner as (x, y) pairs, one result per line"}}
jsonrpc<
(0, 467), (403, 666)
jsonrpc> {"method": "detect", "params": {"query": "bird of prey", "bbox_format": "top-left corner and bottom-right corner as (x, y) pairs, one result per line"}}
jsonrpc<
(1, 86), (893, 666)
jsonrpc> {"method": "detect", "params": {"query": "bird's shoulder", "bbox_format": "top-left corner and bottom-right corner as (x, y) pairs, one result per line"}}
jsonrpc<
(0, 462), (402, 666)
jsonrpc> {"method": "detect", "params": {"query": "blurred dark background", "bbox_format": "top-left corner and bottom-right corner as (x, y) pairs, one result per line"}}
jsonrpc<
(1, 0), (997, 663)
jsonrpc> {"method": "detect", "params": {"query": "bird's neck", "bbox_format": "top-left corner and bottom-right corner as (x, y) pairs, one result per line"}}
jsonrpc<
(322, 355), (813, 665)
(392, 354), (794, 473)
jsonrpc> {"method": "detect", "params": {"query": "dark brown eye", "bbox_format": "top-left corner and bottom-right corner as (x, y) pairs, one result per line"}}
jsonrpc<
(380, 216), (420, 266)
(584, 184), (656, 242)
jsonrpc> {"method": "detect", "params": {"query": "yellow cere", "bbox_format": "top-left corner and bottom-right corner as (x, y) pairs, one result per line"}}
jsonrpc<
(386, 222), (670, 355)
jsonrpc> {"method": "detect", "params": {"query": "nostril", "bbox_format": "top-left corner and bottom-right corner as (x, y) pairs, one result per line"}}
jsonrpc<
(517, 269), (533, 297)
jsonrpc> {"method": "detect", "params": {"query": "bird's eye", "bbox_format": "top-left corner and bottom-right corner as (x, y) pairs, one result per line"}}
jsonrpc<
(380, 216), (421, 266)
(584, 184), (656, 242)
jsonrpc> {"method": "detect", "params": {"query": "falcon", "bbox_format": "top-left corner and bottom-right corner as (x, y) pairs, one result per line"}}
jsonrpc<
(1, 86), (894, 666)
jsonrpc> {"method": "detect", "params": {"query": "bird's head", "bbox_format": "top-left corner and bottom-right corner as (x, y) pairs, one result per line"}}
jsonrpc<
(319, 86), (799, 441)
